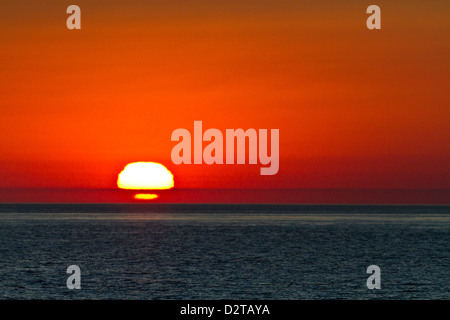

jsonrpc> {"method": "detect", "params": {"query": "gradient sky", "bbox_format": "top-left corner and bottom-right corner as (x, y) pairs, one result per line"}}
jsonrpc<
(0, 1), (449, 202)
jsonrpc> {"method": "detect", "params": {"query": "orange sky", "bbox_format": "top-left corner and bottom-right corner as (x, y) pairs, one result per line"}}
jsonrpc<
(0, 1), (449, 202)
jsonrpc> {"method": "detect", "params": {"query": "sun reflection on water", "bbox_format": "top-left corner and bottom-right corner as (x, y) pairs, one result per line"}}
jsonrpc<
(134, 193), (159, 200)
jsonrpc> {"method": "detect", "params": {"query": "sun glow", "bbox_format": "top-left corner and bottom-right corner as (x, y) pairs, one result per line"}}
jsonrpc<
(117, 162), (174, 190)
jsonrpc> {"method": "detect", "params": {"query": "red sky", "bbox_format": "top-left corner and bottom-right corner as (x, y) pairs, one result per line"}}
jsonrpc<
(0, 1), (449, 203)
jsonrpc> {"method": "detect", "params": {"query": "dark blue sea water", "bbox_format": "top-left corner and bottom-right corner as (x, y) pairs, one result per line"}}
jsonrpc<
(0, 204), (449, 300)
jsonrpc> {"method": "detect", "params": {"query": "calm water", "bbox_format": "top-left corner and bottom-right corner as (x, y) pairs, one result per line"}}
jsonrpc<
(0, 204), (449, 300)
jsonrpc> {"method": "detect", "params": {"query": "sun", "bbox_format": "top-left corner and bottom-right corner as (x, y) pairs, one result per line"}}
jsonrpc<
(117, 162), (174, 190)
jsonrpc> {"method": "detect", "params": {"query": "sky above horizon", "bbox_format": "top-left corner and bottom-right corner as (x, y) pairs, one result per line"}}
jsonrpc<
(0, 1), (449, 203)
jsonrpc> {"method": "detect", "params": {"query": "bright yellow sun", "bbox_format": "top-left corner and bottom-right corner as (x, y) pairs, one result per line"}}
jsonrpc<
(117, 162), (174, 190)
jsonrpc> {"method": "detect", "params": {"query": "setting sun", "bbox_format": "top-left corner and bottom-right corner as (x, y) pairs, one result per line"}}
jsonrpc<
(117, 162), (174, 190)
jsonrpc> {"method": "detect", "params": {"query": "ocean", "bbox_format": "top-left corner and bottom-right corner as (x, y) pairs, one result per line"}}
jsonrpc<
(0, 204), (449, 300)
